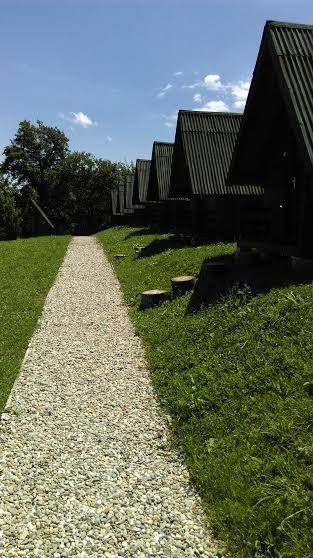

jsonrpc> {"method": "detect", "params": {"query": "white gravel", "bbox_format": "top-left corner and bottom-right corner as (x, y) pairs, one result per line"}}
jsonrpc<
(0, 236), (221, 557)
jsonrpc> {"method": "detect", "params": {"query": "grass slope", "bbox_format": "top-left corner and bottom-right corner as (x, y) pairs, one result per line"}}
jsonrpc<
(97, 226), (313, 558)
(0, 235), (71, 413)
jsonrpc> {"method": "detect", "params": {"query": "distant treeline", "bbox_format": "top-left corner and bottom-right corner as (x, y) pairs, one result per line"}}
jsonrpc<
(0, 120), (133, 239)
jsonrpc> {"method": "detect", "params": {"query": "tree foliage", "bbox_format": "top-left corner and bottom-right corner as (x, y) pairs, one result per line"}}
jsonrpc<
(2, 120), (69, 197)
(0, 174), (21, 240)
(1, 120), (130, 237)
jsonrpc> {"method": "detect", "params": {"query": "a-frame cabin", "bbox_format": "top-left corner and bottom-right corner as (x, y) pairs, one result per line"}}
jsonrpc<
(227, 20), (313, 258)
(110, 181), (125, 224)
(145, 141), (173, 228)
(133, 159), (151, 205)
(132, 159), (151, 224)
(124, 173), (135, 211)
(168, 110), (262, 240)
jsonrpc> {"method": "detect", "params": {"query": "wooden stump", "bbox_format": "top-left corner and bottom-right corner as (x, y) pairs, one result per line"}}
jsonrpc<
(140, 290), (168, 309)
(171, 275), (195, 295)
(115, 254), (126, 259)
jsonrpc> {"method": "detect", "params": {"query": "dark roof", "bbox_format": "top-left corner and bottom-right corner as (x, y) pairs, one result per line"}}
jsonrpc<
(170, 110), (262, 196)
(124, 173), (135, 208)
(133, 159), (151, 203)
(228, 20), (313, 185)
(147, 142), (174, 201)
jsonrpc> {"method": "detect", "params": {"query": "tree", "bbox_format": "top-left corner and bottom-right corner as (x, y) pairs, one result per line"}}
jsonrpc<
(0, 174), (20, 240)
(1, 120), (69, 204)
(53, 152), (118, 234)
(1, 119), (129, 237)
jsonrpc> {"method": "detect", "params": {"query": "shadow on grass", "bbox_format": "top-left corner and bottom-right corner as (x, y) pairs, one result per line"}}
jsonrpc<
(136, 236), (192, 258)
(125, 226), (170, 239)
(188, 253), (313, 313)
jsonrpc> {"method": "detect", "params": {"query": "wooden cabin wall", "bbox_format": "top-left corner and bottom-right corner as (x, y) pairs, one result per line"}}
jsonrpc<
(167, 198), (192, 235)
(236, 111), (313, 256)
(192, 195), (266, 244)
(263, 125), (303, 250)
(170, 132), (190, 197)
(237, 195), (267, 243)
(297, 173), (313, 258)
(192, 196), (216, 241)
(145, 201), (168, 229)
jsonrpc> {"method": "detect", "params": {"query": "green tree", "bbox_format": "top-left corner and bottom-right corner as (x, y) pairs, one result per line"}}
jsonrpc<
(1, 119), (128, 236)
(52, 152), (118, 234)
(1, 120), (69, 203)
(0, 174), (20, 239)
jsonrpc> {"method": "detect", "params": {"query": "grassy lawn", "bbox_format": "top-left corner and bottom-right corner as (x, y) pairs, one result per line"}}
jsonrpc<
(0, 235), (71, 413)
(97, 226), (313, 558)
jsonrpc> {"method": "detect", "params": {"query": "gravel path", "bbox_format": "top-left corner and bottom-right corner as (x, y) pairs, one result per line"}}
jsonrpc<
(0, 236), (220, 558)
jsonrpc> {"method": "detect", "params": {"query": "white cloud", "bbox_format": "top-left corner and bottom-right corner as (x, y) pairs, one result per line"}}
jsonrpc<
(233, 100), (246, 110)
(162, 109), (179, 128)
(174, 71), (183, 77)
(203, 74), (223, 90)
(106, 135), (113, 142)
(183, 73), (224, 91)
(183, 73), (251, 112)
(195, 100), (229, 112)
(157, 83), (173, 98)
(193, 93), (204, 104)
(231, 80), (250, 101)
(182, 81), (201, 90)
(70, 111), (97, 128)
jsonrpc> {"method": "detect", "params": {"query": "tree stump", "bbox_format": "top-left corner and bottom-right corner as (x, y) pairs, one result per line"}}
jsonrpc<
(171, 275), (195, 295)
(140, 290), (168, 309)
(115, 254), (126, 259)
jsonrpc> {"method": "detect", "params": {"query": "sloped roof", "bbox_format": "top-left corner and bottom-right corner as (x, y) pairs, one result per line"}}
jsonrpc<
(228, 20), (313, 185)
(170, 110), (262, 196)
(124, 173), (135, 208)
(133, 159), (151, 203)
(147, 142), (174, 201)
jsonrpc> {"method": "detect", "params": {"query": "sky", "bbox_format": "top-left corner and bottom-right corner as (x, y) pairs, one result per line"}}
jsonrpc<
(0, 0), (312, 164)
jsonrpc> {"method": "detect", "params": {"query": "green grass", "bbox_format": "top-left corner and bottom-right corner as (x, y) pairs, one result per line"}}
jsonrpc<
(97, 226), (313, 558)
(0, 235), (71, 413)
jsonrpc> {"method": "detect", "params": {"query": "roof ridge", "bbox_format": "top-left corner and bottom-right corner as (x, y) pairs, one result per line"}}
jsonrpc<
(179, 110), (241, 117)
(266, 19), (313, 30)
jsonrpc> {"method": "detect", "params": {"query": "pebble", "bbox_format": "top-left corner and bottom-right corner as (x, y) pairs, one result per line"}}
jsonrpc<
(0, 236), (222, 557)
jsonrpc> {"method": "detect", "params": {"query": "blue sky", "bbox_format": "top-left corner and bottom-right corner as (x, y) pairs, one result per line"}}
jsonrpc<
(1, 0), (312, 164)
